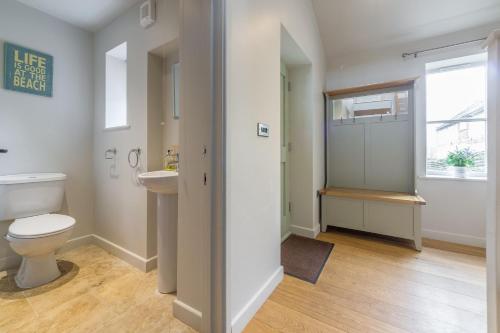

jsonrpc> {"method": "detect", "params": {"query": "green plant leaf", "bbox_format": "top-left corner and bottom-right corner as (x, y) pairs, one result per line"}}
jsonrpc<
(446, 147), (476, 167)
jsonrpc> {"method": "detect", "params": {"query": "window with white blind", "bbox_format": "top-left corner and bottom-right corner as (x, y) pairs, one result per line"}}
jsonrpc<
(425, 53), (487, 179)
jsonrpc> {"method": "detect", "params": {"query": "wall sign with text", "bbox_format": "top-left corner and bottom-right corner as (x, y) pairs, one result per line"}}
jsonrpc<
(3, 42), (53, 97)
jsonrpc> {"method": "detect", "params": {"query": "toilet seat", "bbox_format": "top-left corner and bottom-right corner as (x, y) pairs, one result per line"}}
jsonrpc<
(8, 214), (75, 239)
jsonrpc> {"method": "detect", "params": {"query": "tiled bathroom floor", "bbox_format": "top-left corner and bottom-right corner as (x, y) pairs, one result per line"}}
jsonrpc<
(0, 244), (196, 333)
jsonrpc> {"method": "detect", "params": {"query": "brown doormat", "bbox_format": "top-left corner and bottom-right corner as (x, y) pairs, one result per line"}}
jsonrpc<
(281, 235), (334, 284)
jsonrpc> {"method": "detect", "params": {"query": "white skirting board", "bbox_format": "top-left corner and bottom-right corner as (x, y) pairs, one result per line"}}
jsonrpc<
(92, 234), (158, 272)
(231, 266), (284, 333)
(281, 231), (292, 243)
(59, 234), (94, 253)
(290, 223), (320, 239)
(422, 229), (486, 248)
(173, 299), (202, 332)
(0, 234), (158, 272)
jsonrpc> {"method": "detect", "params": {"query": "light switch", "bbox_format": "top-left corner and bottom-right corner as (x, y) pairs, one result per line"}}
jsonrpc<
(257, 123), (269, 137)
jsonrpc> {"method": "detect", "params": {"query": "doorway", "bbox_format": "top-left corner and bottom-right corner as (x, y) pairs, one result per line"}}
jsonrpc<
(279, 26), (314, 242)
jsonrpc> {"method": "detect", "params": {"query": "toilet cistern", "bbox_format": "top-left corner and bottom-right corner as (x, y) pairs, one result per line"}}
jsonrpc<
(138, 170), (178, 293)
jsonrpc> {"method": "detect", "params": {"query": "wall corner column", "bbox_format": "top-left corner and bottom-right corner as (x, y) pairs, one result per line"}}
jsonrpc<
(485, 29), (500, 333)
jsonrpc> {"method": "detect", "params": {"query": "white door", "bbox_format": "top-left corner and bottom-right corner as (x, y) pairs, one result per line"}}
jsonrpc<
(280, 62), (291, 241)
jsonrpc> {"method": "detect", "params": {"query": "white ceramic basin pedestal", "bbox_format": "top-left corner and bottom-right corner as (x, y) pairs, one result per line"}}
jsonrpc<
(138, 171), (178, 294)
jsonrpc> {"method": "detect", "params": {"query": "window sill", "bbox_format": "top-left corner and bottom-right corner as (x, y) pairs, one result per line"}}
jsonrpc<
(418, 175), (487, 183)
(104, 125), (130, 132)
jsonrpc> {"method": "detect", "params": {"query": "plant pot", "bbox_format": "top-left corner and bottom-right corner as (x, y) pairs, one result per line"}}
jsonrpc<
(452, 166), (467, 178)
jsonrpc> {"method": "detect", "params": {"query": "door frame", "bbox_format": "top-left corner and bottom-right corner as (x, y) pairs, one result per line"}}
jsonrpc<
(280, 61), (291, 242)
(211, 1), (226, 332)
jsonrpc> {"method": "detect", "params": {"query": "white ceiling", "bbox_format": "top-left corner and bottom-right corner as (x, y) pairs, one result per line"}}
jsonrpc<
(16, 0), (142, 32)
(312, 0), (500, 62)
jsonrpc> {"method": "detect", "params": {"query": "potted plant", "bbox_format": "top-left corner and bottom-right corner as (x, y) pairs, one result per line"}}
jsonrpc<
(446, 147), (476, 178)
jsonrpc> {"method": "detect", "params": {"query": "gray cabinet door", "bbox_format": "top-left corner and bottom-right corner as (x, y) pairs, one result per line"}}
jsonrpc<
(364, 201), (414, 239)
(324, 197), (364, 230)
(365, 120), (411, 192)
(329, 124), (365, 188)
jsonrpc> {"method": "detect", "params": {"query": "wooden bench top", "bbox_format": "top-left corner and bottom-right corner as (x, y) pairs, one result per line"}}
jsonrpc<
(319, 187), (426, 206)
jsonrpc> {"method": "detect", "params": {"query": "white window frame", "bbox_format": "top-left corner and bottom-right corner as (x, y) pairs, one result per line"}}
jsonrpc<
(423, 54), (487, 180)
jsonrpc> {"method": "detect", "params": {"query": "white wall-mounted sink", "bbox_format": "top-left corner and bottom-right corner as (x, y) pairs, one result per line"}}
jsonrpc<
(138, 170), (179, 294)
(138, 170), (178, 194)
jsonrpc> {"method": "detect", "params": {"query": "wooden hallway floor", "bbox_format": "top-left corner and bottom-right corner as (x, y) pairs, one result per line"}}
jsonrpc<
(245, 229), (486, 333)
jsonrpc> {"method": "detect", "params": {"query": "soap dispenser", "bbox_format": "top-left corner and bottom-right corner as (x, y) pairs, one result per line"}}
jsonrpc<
(163, 149), (179, 171)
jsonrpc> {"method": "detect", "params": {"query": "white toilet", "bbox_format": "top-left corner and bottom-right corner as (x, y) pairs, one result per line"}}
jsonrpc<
(0, 173), (75, 289)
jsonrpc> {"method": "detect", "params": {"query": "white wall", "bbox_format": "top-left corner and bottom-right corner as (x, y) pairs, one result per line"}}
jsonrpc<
(173, 1), (214, 330)
(485, 29), (500, 333)
(146, 53), (163, 258)
(146, 52), (179, 259)
(418, 179), (486, 246)
(226, 0), (326, 331)
(0, 0), (94, 269)
(326, 22), (500, 247)
(162, 52), (180, 151)
(93, 0), (179, 263)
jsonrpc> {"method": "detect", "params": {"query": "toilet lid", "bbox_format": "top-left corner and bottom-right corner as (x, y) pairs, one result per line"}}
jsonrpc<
(8, 214), (75, 239)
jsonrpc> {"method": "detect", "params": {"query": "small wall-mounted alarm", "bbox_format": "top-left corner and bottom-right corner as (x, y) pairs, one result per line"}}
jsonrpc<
(140, 0), (156, 29)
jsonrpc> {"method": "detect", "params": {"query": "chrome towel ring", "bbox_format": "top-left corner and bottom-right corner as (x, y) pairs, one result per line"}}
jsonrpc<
(128, 148), (141, 168)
